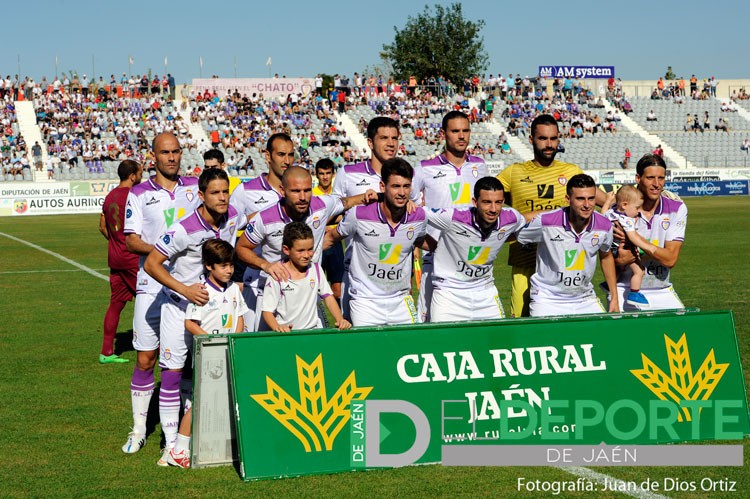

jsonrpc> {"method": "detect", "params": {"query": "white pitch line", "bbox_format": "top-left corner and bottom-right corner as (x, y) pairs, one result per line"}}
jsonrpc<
(0, 268), (109, 275)
(0, 231), (108, 282)
(561, 466), (669, 499)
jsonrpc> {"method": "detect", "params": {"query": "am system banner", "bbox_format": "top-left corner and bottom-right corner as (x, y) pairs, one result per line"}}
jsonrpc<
(228, 310), (749, 480)
(539, 66), (615, 79)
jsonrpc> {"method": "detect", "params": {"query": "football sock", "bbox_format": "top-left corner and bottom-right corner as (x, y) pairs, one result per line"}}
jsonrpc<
(174, 433), (191, 454)
(160, 370), (182, 449)
(102, 300), (127, 356)
(130, 366), (154, 435)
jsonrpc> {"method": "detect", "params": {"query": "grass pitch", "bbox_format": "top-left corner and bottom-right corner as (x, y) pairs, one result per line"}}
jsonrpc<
(0, 196), (748, 498)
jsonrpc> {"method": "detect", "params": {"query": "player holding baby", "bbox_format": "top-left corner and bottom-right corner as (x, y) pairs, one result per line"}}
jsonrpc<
(601, 185), (662, 309)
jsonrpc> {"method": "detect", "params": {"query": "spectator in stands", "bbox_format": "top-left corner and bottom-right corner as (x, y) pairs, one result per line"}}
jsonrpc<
(690, 114), (703, 133)
(715, 117), (729, 133)
(623, 148), (631, 169)
(742, 138), (750, 153)
(32, 141), (43, 172)
(652, 145), (664, 157)
(646, 110), (657, 122)
(703, 111), (711, 131)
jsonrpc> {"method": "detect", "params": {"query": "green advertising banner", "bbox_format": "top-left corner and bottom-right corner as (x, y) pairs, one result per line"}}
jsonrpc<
(227, 310), (749, 480)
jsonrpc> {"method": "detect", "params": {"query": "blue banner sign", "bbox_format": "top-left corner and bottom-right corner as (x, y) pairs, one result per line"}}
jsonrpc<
(663, 180), (749, 197)
(539, 66), (615, 79)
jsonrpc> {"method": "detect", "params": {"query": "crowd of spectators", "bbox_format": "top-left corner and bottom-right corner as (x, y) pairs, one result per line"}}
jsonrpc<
(4, 69), (750, 181)
(33, 82), (188, 176)
(1, 95), (29, 178)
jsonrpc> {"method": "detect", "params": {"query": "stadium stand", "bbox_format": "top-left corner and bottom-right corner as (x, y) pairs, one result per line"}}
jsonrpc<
(0, 98), (31, 182)
(5, 73), (750, 182)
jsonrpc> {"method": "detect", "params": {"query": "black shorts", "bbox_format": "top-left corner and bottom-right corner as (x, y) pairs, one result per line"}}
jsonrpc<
(321, 239), (345, 283)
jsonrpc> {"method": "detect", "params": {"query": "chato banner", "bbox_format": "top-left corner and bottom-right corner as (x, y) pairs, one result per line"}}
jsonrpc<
(228, 310), (749, 480)
(192, 78), (315, 98)
(0, 181), (117, 216)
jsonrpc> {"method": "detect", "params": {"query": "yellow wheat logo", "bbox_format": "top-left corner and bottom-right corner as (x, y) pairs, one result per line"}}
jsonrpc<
(251, 354), (373, 452)
(630, 333), (728, 422)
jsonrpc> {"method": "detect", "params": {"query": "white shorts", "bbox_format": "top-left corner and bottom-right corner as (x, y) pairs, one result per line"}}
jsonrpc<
(159, 293), (192, 370)
(529, 293), (605, 317)
(417, 255), (434, 323)
(431, 287), (504, 322)
(241, 284), (259, 332)
(349, 294), (418, 327)
(132, 292), (162, 351)
(608, 284), (684, 312)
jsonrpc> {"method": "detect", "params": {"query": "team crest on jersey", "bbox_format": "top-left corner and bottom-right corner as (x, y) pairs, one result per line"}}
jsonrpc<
(312, 216), (321, 229)
(163, 348), (172, 360)
(471, 165), (478, 178)
(661, 218), (670, 230)
(590, 233), (600, 246)
(558, 176), (568, 186)
(309, 278), (316, 289)
(497, 228), (508, 240)
(406, 226), (415, 240)
(185, 189), (195, 202)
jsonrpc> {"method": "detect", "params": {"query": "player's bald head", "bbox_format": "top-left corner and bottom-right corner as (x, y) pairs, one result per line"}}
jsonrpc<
(281, 166), (311, 188)
(152, 132), (179, 152)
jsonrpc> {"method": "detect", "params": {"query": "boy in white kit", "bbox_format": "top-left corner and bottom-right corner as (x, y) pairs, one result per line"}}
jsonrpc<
(601, 185), (663, 309)
(517, 174), (619, 317)
(261, 222), (351, 332)
(425, 176), (526, 322)
(164, 239), (248, 468)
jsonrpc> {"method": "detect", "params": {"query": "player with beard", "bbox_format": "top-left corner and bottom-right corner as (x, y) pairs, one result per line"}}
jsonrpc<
(236, 166), (377, 330)
(497, 114), (606, 317)
(412, 111), (488, 322)
(122, 133), (199, 456)
(228, 133), (292, 329)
